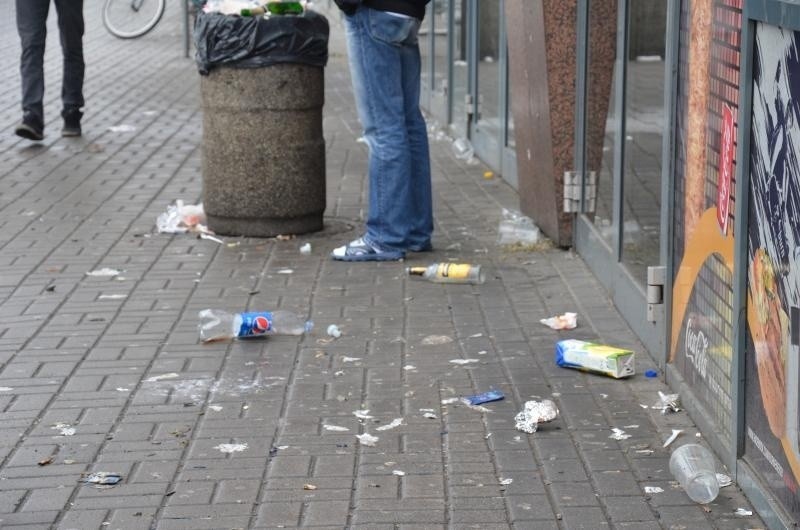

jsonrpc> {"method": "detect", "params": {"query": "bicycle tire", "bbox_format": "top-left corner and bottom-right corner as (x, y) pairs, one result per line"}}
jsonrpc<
(103, 0), (166, 39)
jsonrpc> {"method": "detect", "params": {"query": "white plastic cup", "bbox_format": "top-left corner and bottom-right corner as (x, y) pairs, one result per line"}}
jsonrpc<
(669, 444), (720, 504)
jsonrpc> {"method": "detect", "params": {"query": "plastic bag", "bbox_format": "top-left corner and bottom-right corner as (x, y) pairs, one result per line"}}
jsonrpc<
(202, 0), (259, 14)
(156, 200), (209, 234)
(497, 208), (541, 246)
(194, 10), (329, 75)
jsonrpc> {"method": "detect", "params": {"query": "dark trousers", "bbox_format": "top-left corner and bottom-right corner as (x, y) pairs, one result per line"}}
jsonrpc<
(16, 0), (85, 124)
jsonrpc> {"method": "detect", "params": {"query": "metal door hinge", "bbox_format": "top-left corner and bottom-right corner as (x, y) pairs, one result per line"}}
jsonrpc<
(465, 94), (474, 117)
(647, 265), (666, 323)
(563, 171), (597, 213)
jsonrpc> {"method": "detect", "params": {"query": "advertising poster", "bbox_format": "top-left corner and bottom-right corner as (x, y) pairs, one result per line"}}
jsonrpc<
(670, 0), (742, 440)
(744, 22), (800, 519)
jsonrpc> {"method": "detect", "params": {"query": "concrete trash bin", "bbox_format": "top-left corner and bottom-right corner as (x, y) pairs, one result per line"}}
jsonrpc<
(194, 10), (329, 237)
(200, 63), (325, 237)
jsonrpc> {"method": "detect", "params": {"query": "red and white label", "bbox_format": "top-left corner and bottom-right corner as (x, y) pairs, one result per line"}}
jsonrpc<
(717, 104), (735, 235)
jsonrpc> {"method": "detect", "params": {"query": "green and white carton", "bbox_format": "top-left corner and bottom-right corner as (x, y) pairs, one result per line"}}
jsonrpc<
(555, 339), (635, 379)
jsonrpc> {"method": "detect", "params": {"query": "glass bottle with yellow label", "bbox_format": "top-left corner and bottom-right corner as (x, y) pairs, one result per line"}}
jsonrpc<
(406, 263), (485, 285)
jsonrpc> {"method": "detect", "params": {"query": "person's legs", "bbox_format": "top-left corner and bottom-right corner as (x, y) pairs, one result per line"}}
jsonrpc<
(54, 0), (84, 136)
(15, 0), (50, 139)
(334, 8), (421, 260)
(399, 31), (433, 251)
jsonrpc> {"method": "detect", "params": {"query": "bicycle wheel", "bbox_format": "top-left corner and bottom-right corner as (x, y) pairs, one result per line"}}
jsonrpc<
(103, 0), (166, 39)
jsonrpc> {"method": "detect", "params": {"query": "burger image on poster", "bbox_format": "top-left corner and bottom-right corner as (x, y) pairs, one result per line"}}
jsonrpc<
(748, 23), (800, 464)
(749, 249), (788, 439)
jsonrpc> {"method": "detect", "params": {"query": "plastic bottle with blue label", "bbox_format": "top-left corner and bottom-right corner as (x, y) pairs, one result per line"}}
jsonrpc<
(198, 309), (313, 342)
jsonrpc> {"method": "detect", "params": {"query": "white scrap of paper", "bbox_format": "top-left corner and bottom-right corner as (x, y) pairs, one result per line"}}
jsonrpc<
(610, 428), (632, 441)
(353, 410), (373, 420)
(423, 412), (437, 419)
(86, 268), (121, 277)
(356, 433), (378, 446)
(323, 424), (349, 432)
(299, 243), (312, 254)
(342, 357), (361, 363)
(403, 365), (416, 371)
(716, 473), (733, 487)
(214, 443), (247, 453)
(662, 429), (683, 448)
(499, 478), (513, 485)
(200, 233), (224, 244)
(734, 508), (753, 516)
(375, 418), (403, 431)
(145, 373), (179, 382)
(644, 486), (664, 494)
(208, 405), (223, 412)
(277, 269), (293, 274)
(392, 469), (405, 476)
(108, 124), (136, 133)
(449, 359), (479, 365)
(441, 398), (460, 405)
(421, 335), (453, 345)
(98, 294), (127, 300)
(327, 325), (342, 338)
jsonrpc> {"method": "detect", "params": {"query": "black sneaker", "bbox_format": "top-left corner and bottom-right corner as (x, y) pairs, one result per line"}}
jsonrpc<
(14, 113), (44, 141)
(61, 108), (83, 137)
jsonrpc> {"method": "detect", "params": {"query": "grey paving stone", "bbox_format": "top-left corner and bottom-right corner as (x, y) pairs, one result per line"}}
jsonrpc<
(601, 495), (658, 523)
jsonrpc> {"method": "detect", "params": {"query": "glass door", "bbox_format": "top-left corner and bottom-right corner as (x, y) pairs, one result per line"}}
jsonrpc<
(470, 0), (502, 170)
(574, 0), (670, 356)
(450, 0), (471, 139)
(428, 0), (451, 127)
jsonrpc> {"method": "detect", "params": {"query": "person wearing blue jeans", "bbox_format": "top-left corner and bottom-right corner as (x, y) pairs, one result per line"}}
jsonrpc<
(331, 0), (433, 261)
(15, 0), (85, 141)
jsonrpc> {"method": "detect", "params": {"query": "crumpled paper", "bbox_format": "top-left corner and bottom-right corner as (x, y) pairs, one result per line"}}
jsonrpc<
(540, 312), (577, 330)
(514, 399), (559, 433)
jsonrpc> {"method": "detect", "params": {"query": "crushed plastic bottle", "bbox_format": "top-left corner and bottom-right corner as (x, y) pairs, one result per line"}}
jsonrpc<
(198, 309), (313, 342)
(497, 208), (541, 246)
(451, 137), (475, 161)
(406, 263), (485, 284)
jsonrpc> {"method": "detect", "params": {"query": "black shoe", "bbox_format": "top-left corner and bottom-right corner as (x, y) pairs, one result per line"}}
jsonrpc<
(14, 113), (44, 141)
(61, 108), (83, 137)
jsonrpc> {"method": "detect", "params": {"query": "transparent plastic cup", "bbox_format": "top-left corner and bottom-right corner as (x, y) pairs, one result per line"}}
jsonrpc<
(669, 444), (720, 504)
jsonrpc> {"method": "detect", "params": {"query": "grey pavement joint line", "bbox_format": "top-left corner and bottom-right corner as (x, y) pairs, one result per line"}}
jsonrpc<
(248, 254), (325, 529)
(49, 220), (223, 529)
(489, 264), (614, 526)
(0, 75), (200, 310)
(0, 107), (203, 490)
(144, 243), (259, 527)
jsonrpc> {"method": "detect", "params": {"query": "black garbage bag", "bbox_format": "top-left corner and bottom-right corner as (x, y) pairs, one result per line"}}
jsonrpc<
(194, 10), (329, 75)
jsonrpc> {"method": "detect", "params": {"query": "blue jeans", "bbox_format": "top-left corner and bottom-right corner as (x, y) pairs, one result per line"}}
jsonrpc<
(16, 0), (85, 124)
(344, 6), (433, 252)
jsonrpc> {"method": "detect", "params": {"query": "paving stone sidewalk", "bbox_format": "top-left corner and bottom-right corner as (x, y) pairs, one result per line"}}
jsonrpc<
(0, 1), (764, 529)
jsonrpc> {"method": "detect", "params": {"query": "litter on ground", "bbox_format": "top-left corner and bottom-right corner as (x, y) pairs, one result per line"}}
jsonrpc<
(514, 400), (559, 433)
(540, 312), (578, 330)
(356, 433), (379, 446)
